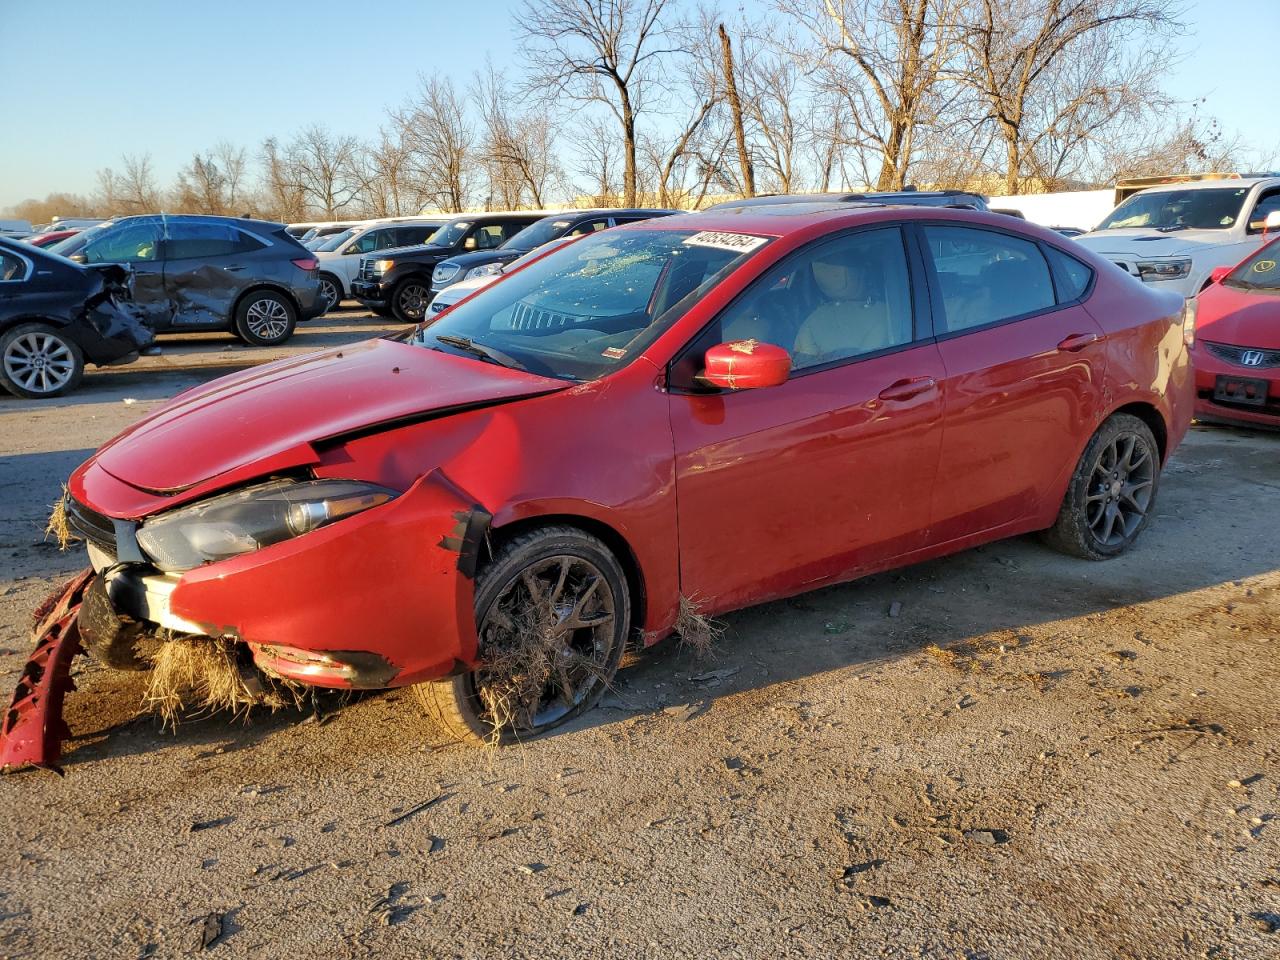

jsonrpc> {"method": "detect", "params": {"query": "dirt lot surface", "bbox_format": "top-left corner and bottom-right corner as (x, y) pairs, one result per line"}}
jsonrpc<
(0, 310), (1277, 959)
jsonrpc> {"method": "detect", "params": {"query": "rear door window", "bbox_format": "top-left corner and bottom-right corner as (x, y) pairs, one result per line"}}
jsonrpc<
(0, 250), (28, 282)
(923, 226), (1056, 332)
(164, 222), (262, 259)
(395, 224), (438, 246)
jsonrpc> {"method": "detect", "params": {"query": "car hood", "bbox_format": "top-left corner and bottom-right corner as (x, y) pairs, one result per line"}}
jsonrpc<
(440, 249), (525, 271)
(92, 337), (567, 494)
(435, 274), (501, 306)
(1198, 284), (1280, 350)
(1076, 228), (1235, 258)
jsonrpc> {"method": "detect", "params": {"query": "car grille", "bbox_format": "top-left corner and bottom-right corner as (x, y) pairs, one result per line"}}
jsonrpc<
(508, 301), (586, 331)
(1204, 342), (1280, 369)
(432, 263), (460, 285)
(65, 496), (117, 555)
(358, 259), (380, 281)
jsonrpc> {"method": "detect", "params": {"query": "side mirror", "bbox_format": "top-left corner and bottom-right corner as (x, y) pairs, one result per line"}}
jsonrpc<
(702, 340), (791, 390)
(1210, 266), (1232, 285)
(1267, 211), (1280, 230)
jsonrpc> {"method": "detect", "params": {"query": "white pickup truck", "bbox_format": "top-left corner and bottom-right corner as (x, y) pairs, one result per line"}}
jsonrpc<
(1076, 176), (1280, 298)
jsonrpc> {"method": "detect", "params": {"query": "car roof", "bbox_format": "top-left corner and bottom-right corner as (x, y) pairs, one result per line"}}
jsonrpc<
(621, 203), (1032, 239)
(1133, 177), (1280, 193)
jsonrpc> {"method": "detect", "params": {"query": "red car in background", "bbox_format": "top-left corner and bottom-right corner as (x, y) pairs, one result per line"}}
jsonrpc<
(1191, 236), (1280, 428)
(22, 229), (80, 248)
(1, 204), (1193, 766)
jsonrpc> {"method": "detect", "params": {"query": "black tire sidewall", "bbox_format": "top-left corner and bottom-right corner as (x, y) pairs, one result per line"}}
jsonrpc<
(451, 528), (631, 743)
(318, 274), (342, 312)
(234, 291), (296, 346)
(391, 278), (431, 323)
(0, 322), (85, 399)
(1057, 414), (1161, 560)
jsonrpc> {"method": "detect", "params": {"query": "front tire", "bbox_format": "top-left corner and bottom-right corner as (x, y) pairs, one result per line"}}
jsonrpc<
(234, 291), (297, 346)
(0, 323), (85, 398)
(1042, 413), (1160, 560)
(390, 277), (432, 323)
(418, 526), (631, 745)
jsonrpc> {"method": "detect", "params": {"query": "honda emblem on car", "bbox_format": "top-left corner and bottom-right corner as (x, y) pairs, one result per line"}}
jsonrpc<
(1240, 350), (1265, 366)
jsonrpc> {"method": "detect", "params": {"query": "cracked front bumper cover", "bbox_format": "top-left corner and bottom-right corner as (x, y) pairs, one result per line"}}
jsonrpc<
(0, 570), (94, 775)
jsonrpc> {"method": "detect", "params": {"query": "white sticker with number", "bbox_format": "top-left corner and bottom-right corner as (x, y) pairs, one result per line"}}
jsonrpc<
(682, 231), (769, 253)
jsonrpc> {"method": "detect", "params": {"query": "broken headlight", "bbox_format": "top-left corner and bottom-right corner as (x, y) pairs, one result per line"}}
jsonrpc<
(136, 479), (397, 572)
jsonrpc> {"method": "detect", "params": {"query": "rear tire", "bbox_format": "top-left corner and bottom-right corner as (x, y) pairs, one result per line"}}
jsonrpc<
(0, 323), (84, 399)
(234, 290), (296, 346)
(1042, 413), (1160, 560)
(390, 277), (432, 323)
(418, 526), (630, 745)
(317, 273), (343, 313)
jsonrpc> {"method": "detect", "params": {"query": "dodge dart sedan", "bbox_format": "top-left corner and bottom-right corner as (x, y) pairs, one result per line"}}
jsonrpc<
(17, 204), (1193, 750)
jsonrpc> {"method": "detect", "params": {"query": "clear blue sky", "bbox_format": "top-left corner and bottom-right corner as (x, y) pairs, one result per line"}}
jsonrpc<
(1, 0), (1273, 209)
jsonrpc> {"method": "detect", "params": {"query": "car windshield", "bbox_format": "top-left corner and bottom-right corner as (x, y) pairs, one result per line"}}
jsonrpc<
(503, 217), (575, 253)
(410, 228), (769, 381)
(1095, 187), (1251, 232)
(1224, 240), (1280, 291)
(315, 229), (355, 252)
(428, 221), (470, 247)
(47, 220), (113, 256)
(504, 234), (579, 270)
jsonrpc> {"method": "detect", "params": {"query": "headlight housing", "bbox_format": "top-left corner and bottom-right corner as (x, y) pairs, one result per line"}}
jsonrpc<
(372, 259), (395, 275)
(1136, 258), (1192, 282)
(432, 262), (461, 285)
(136, 479), (397, 572)
(464, 262), (505, 281)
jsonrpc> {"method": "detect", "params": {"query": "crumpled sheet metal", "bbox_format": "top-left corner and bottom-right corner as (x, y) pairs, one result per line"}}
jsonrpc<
(0, 569), (94, 775)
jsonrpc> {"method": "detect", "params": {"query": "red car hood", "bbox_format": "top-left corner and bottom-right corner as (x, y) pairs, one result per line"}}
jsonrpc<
(1198, 284), (1280, 351)
(92, 337), (566, 494)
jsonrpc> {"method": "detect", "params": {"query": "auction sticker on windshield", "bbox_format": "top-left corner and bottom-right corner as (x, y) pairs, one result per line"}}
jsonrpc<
(683, 231), (769, 253)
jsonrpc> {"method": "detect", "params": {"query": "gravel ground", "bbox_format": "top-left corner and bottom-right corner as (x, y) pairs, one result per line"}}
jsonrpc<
(0, 311), (1277, 959)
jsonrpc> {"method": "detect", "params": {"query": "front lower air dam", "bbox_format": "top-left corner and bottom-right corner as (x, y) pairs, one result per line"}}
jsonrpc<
(0, 569), (95, 775)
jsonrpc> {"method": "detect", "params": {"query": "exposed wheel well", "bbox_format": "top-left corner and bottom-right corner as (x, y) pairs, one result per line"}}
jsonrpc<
(232, 284), (300, 323)
(488, 514), (647, 638)
(1112, 401), (1168, 463)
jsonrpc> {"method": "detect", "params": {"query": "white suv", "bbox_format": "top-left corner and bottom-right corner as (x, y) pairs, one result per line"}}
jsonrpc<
(314, 218), (445, 311)
(1077, 176), (1280, 297)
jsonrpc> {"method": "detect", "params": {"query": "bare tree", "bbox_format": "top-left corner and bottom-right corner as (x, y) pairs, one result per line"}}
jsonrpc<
(290, 125), (366, 216)
(718, 24), (755, 197)
(213, 141), (249, 212)
(99, 154), (162, 214)
(393, 77), (476, 212)
(960, 0), (1180, 194)
(576, 115), (624, 205)
(784, 0), (962, 190)
(521, 0), (684, 206)
(258, 138), (308, 222)
(474, 66), (563, 208)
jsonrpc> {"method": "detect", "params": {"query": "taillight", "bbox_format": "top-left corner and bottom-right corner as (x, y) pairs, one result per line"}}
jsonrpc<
(292, 257), (318, 271)
(1181, 296), (1197, 348)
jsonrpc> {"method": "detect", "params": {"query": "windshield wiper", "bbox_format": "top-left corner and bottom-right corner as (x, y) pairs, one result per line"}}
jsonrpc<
(1156, 224), (1189, 233)
(434, 334), (527, 371)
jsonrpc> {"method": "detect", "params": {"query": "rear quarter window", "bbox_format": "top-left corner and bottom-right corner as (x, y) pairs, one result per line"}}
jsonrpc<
(1044, 246), (1093, 302)
(923, 225), (1056, 332)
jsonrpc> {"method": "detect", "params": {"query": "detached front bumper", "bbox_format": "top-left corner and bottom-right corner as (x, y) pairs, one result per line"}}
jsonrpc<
(1192, 346), (1280, 428)
(76, 470), (487, 689)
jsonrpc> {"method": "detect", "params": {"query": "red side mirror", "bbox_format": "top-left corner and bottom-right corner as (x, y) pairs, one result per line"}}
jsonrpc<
(1209, 266), (1232, 285)
(703, 340), (791, 390)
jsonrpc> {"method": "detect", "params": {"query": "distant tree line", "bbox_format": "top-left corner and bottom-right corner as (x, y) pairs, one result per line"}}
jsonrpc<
(8, 0), (1276, 224)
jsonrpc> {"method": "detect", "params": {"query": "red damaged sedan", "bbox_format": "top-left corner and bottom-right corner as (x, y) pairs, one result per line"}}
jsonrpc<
(1190, 237), (1280, 428)
(2, 204), (1193, 763)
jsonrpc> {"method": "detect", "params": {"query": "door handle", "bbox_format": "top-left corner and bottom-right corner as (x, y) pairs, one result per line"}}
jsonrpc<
(878, 376), (937, 402)
(1057, 332), (1101, 352)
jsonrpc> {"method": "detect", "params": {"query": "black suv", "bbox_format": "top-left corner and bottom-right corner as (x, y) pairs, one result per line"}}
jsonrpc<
(704, 189), (989, 212)
(350, 211), (549, 322)
(59, 214), (325, 346)
(430, 208), (675, 297)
